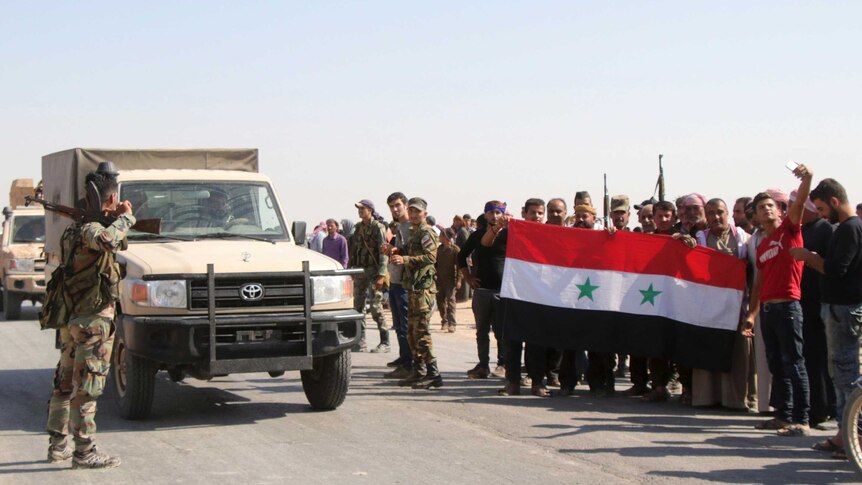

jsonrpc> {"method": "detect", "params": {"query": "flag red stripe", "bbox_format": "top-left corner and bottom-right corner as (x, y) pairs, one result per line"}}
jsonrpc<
(506, 220), (746, 291)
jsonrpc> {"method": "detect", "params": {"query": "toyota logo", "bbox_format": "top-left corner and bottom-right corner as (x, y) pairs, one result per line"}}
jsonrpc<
(239, 283), (265, 301)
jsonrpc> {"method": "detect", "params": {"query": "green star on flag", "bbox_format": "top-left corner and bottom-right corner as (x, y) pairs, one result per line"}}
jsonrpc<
(576, 277), (599, 301)
(639, 283), (662, 305)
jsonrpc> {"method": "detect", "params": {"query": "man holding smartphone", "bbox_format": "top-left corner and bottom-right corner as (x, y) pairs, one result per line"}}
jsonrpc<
(743, 162), (813, 436)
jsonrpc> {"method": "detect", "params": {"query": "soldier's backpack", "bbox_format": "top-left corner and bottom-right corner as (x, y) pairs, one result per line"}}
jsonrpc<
(39, 225), (119, 329)
(38, 227), (79, 330)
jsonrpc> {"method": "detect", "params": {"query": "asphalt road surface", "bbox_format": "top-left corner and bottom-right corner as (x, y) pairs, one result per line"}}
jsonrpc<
(0, 302), (857, 484)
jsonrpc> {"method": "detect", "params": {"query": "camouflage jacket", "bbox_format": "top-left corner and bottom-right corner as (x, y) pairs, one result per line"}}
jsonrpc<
(403, 222), (439, 292)
(60, 214), (135, 318)
(349, 219), (388, 276)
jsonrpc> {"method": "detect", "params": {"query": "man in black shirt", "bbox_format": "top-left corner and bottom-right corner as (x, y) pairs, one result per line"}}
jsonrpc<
(792, 190), (836, 427)
(459, 202), (509, 379)
(791, 178), (862, 455)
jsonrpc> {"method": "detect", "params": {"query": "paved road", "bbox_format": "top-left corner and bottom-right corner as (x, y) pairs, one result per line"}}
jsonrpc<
(0, 303), (856, 484)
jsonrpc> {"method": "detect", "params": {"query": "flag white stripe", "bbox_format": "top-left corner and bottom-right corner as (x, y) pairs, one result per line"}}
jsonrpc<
(501, 258), (742, 332)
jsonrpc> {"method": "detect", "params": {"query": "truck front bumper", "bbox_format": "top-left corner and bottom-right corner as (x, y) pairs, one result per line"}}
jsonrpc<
(118, 309), (362, 373)
(3, 274), (46, 296)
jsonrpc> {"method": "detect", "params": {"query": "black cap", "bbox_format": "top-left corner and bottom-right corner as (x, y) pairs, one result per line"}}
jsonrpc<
(634, 197), (658, 211)
(96, 161), (120, 177)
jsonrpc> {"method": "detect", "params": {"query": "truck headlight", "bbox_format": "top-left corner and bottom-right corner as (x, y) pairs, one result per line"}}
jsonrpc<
(127, 279), (187, 308)
(8, 258), (35, 273)
(311, 275), (353, 305)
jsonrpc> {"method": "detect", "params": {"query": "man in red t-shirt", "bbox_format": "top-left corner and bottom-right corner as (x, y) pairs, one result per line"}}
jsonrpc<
(743, 163), (813, 436)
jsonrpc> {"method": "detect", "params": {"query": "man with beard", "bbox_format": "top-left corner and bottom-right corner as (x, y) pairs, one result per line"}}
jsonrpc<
(382, 192), (414, 378)
(390, 197), (443, 389)
(349, 199), (390, 353)
(610, 195), (632, 379)
(743, 164), (813, 437)
(788, 189), (836, 428)
(459, 201), (509, 379)
(734, 197), (755, 234)
(676, 193), (708, 237)
(792, 178), (862, 454)
(691, 199), (756, 410)
(634, 199), (657, 234)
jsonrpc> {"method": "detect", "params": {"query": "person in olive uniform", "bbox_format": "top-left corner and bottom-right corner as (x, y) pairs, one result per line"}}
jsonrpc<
(390, 197), (443, 389)
(46, 163), (131, 469)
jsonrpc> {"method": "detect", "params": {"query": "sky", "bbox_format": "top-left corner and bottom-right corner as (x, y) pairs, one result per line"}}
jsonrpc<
(1, 1), (860, 228)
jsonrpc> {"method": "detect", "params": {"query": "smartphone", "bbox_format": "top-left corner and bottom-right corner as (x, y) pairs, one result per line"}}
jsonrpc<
(785, 160), (799, 171)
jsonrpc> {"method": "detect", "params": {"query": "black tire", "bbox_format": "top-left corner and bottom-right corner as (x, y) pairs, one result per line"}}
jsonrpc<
(300, 351), (351, 410)
(3, 290), (21, 320)
(842, 387), (862, 477)
(112, 332), (157, 420)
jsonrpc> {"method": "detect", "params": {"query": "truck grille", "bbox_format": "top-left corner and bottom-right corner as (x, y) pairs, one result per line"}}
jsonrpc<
(189, 276), (306, 310)
(35, 259), (46, 273)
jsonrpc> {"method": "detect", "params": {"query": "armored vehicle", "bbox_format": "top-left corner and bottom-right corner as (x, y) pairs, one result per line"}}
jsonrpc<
(1, 179), (46, 319)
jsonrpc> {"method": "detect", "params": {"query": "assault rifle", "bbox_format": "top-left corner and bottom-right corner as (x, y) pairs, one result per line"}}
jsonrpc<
(24, 195), (162, 235)
(602, 173), (610, 228)
(656, 154), (665, 202)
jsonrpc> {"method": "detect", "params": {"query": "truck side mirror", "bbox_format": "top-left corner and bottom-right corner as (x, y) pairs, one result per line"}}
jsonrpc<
(2, 207), (10, 220)
(292, 221), (307, 246)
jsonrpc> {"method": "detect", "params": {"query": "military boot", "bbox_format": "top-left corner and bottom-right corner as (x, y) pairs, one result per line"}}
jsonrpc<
(47, 434), (72, 463)
(72, 447), (121, 469)
(412, 360), (443, 389)
(397, 361), (426, 386)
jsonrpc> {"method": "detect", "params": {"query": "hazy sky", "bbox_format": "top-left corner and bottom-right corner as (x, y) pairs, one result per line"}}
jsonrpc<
(1, 1), (860, 227)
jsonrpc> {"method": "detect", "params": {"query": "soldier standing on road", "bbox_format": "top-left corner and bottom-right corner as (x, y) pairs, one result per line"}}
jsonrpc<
(349, 199), (390, 353)
(390, 197), (443, 389)
(46, 163), (133, 469)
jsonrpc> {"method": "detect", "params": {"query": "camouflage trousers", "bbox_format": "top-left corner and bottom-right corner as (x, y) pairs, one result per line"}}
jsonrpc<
(46, 316), (115, 452)
(353, 270), (389, 340)
(408, 290), (436, 363)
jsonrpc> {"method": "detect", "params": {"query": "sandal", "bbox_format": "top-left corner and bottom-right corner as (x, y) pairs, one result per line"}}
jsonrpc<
(811, 437), (842, 452)
(776, 424), (810, 436)
(641, 387), (670, 403)
(831, 449), (848, 460)
(531, 385), (550, 398)
(754, 418), (790, 430)
(497, 383), (520, 396)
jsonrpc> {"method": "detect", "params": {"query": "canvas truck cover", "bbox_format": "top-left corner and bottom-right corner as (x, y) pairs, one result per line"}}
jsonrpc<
(41, 148), (258, 255)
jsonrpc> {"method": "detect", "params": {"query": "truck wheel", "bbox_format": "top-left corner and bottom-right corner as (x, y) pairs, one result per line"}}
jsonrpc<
(301, 351), (351, 410)
(112, 333), (157, 420)
(3, 291), (21, 320)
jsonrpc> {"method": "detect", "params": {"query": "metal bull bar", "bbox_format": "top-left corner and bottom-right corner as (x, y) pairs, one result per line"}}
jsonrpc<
(198, 261), (362, 375)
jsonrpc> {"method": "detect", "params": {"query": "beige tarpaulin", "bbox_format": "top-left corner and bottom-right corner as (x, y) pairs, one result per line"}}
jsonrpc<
(41, 148), (258, 254)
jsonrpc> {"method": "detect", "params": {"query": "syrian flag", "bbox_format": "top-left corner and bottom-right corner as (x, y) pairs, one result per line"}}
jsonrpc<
(501, 220), (746, 372)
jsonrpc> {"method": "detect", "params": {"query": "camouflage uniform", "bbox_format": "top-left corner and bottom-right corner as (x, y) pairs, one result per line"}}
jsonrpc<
(403, 222), (439, 366)
(46, 214), (134, 456)
(348, 218), (389, 350)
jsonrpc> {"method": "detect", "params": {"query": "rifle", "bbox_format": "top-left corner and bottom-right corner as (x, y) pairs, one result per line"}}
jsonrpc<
(656, 154), (665, 202)
(24, 195), (162, 235)
(603, 173), (610, 228)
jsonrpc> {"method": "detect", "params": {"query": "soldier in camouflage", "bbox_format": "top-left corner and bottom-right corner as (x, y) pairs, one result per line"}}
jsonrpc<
(348, 199), (390, 352)
(390, 197), (443, 389)
(46, 164), (133, 469)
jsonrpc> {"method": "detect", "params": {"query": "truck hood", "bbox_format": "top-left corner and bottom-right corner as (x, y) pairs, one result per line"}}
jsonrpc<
(120, 240), (341, 277)
(1, 244), (44, 259)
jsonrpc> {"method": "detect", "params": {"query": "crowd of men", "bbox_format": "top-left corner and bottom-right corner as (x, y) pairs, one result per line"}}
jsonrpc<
(310, 164), (862, 460)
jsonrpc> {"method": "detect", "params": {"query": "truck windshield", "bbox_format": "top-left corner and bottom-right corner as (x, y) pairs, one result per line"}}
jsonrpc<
(120, 182), (290, 241)
(11, 215), (46, 243)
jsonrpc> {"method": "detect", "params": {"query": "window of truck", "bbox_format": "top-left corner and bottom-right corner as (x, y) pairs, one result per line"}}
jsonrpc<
(120, 181), (290, 241)
(11, 215), (46, 243)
